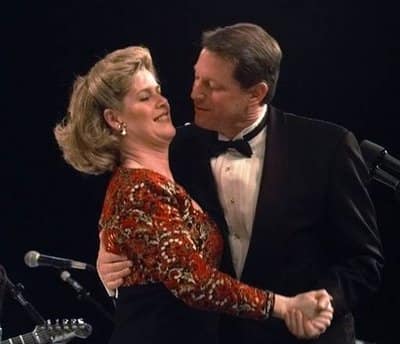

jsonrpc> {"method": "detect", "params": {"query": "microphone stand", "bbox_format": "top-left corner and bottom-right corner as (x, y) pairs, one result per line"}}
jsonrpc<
(77, 288), (115, 324)
(60, 271), (114, 323)
(0, 265), (45, 326)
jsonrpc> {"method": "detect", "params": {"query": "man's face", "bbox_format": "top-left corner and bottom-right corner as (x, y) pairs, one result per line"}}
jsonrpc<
(191, 49), (253, 137)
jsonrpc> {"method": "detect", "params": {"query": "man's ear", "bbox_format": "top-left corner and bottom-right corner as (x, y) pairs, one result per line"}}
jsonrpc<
(103, 108), (121, 131)
(249, 81), (269, 104)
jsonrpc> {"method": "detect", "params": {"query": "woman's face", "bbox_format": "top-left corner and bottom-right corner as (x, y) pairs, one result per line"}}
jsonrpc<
(118, 68), (175, 149)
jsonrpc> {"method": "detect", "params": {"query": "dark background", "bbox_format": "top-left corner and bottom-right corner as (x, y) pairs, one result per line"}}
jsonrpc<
(2, 1), (399, 343)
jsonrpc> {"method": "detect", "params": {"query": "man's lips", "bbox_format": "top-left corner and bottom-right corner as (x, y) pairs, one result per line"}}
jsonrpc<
(194, 105), (210, 112)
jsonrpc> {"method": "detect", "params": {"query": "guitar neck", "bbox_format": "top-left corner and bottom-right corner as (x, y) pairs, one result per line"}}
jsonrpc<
(1, 318), (91, 344)
(2, 328), (47, 344)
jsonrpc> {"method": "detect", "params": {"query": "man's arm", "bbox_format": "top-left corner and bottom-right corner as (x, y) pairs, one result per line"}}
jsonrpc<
(318, 130), (384, 316)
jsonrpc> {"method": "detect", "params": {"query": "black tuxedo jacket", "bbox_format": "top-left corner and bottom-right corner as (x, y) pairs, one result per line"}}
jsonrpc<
(170, 106), (384, 344)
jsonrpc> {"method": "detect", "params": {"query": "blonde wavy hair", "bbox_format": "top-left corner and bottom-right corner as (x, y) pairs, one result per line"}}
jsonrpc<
(54, 46), (156, 175)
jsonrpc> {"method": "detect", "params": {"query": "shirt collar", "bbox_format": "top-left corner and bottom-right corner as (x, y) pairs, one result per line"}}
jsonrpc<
(218, 104), (268, 141)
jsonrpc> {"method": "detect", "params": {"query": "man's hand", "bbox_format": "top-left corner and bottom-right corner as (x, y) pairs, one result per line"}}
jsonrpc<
(282, 289), (334, 339)
(97, 231), (132, 292)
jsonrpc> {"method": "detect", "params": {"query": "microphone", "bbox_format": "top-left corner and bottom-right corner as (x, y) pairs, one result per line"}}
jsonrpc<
(360, 140), (400, 198)
(24, 251), (95, 272)
(360, 140), (400, 175)
(60, 271), (85, 294)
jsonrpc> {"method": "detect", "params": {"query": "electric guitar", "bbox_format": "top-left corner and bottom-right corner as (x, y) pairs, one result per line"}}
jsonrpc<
(1, 318), (92, 344)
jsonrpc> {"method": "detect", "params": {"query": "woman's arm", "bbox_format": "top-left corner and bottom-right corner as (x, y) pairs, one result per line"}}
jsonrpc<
(99, 171), (333, 336)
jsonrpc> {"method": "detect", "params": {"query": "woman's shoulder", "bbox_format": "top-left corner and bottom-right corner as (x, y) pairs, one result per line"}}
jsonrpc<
(109, 167), (187, 199)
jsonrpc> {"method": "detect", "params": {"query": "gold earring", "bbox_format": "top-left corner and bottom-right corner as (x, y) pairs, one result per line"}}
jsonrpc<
(119, 122), (127, 136)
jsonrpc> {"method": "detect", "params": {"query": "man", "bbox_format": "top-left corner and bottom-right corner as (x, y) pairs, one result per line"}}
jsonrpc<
(97, 23), (383, 343)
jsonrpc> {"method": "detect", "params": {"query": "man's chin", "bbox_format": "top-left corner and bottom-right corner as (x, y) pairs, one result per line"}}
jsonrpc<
(194, 117), (217, 131)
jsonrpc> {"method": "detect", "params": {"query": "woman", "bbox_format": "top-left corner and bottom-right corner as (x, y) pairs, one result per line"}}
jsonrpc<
(54, 46), (333, 343)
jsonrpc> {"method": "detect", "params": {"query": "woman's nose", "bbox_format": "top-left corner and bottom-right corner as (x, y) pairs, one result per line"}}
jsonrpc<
(157, 93), (168, 107)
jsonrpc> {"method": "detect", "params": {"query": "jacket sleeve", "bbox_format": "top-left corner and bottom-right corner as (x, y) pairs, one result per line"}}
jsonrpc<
(318, 130), (384, 316)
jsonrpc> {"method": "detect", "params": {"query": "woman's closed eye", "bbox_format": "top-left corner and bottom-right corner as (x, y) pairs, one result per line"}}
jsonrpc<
(138, 86), (162, 101)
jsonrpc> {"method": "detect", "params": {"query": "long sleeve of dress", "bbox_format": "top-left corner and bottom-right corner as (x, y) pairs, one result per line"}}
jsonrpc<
(100, 168), (273, 320)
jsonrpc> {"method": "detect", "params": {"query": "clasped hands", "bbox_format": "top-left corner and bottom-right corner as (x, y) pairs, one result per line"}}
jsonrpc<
(279, 290), (334, 339)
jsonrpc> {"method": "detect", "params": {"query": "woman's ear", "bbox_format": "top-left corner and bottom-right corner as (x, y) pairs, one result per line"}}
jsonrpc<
(103, 108), (120, 131)
(249, 81), (269, 104)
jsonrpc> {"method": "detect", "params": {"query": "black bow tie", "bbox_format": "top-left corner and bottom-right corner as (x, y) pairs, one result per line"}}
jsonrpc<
(209, 114), (267, 158)
(210, 139), (252, 157)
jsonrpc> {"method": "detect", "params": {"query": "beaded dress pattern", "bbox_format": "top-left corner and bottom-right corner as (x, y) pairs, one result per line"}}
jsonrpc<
(100, 167), (271, 319)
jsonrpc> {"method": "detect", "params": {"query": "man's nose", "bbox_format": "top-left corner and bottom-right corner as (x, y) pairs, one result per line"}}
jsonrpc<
(191, 84), (205, 100)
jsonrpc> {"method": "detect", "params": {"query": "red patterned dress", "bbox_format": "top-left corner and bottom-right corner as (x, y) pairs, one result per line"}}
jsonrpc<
(100, 167), (273, 323)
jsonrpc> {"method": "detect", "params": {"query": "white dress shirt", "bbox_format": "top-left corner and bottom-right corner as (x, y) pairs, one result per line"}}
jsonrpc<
(210, 106), (267, 278)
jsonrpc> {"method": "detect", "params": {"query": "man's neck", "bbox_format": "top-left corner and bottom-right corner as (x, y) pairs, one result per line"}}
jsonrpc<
(220, 104), (267, 139)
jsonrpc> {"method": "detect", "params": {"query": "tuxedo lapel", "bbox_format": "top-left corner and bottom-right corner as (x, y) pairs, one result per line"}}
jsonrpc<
(192, 129), (227, 229)
(241, 107), (289, 285)
(202, 132), (236, 277)
(183, 127), (236, 277)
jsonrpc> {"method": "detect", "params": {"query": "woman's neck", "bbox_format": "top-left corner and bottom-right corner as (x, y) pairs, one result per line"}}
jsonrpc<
(121, 147), (173, 181)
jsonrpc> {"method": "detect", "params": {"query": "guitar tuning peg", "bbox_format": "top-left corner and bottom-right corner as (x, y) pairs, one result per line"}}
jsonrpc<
(62, 319), (69, 326)
(77, 318), (84, 325)
(70, 319), (77, 328)
(46, 319), (52, 326)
